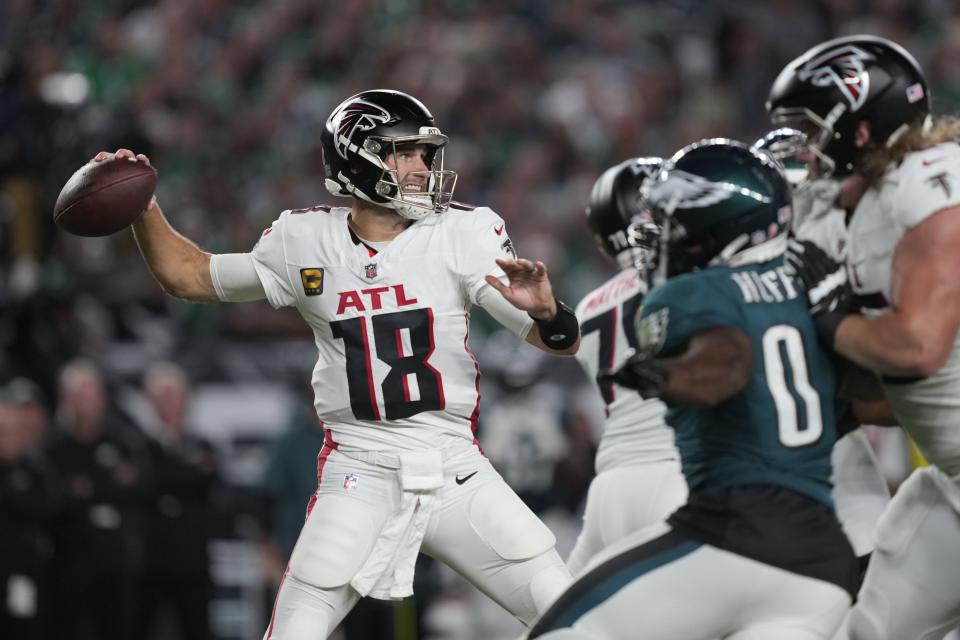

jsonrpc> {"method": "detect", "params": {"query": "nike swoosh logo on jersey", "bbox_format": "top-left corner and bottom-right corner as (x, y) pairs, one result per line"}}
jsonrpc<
(494, 225), (505, 236)
(923, 157), (945, 166)
(455, 471), (478, 485)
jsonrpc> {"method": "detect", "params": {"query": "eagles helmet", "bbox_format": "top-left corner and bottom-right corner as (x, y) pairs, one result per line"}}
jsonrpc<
(752, 127), (809, 189)
(645, 139), (792, 283)
(767, 34), (930, 177)
(321, 89), (457, 220)
(586, 157), (663, 272)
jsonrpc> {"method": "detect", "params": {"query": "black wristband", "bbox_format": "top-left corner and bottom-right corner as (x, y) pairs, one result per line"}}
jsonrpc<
(532, 298), (579, 350)
(814, 311), (851, 349)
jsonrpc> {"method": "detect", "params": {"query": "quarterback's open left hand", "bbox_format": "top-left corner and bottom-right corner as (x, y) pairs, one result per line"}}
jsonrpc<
(599, 350), (669, 398)
(485, 258), (556, 319)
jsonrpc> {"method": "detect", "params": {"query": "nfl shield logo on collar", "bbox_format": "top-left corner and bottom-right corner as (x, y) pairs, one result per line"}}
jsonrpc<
(364, 263), (378, 280)
(343, 473), (359, 490)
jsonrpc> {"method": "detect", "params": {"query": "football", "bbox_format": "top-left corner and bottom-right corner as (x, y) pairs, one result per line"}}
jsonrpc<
(54, 157), (157, 237)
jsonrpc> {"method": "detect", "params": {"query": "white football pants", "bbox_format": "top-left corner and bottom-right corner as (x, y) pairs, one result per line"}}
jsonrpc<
(831, 428), (891, 557)
(566, 459), (688, 576)
(834, 466), (960, 640)
(263, 441), (572, 639)
(529, 522), (850, 640)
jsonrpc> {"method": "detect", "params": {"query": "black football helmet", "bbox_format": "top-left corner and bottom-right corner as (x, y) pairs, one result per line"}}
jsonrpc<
(767, 35), (930, 177)
(645, 139), (792, 282)
(752, 127), (809, 189)
(321, 89), (457, 219)
(586, 157), (663, 272)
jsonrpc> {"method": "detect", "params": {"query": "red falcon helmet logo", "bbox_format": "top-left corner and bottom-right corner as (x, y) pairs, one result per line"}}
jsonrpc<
(797, 45), (873, 111)
(332, 99), (393, 159)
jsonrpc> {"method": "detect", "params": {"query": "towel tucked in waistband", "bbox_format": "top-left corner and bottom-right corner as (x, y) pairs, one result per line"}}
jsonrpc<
(346, 448), (444, 599)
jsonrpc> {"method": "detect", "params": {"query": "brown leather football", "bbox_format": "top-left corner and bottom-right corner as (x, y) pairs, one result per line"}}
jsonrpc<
(54, 157), (157, 237)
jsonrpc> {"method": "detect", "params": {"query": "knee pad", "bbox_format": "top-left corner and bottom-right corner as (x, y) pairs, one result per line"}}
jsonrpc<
(288, 494), (377, 589)
(842, 584), (892, 640)
(528, 562), (574, 614)
(467, 481), (556, 561)
(848, 467), (960, 640)
(873, 466), (958, 557)
(265, 573), (358, 640)
(270, 606), (334, 640)
(508, 554), (572, 626)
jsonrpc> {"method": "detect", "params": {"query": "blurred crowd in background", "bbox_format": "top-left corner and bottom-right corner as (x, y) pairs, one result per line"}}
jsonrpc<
(1, 1), (958, 639)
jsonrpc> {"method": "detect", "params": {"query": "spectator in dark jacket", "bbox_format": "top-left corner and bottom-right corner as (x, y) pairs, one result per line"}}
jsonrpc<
(0, 395), (58, 640)
(44, 359), (149, 640)
(138, 361), (219, 640)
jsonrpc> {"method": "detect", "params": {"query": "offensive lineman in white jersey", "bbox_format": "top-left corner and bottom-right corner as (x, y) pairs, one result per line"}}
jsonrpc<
(769, 35), (960, 640)
(567, 158), (687, 575)
(753, 130), (892, 568)
(88, 89), (577, 639)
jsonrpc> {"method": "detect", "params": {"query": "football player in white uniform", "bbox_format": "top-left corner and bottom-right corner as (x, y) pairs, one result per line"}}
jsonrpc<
(90, 89), (578, 639)
(769, 35), (960, 640)
(566, 157), (687, 575)
(567, 158), (687, 574)
(754, 130), (891, 569)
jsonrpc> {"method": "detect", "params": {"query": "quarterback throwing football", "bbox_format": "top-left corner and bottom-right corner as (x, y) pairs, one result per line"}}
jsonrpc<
(91, 89), (578, 639)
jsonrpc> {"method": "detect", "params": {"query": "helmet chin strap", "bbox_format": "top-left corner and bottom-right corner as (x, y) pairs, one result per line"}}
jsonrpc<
(375, 172), (449, 220)
(391, 195), (435, 220)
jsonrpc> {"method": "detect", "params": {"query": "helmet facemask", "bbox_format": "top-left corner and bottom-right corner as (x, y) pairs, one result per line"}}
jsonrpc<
(357, 132), (457, 220)
(621, 211), (660, 272)
(752, 127), (812, 190)
(642, 195), (697, 288)
(769, 106), (849, 179)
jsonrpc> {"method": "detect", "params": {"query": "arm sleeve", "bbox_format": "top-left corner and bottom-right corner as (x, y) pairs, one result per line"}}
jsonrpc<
(475, 283), (535, 339)
(893, 144), (960, 230)
(248, 214), (299, 309)
(209, 253), (266, 302)
(455, 208), (515, 304)
(637, 275), (742, 356)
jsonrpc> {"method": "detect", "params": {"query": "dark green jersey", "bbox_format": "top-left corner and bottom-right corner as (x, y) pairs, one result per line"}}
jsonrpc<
(636, 256), (838, 507)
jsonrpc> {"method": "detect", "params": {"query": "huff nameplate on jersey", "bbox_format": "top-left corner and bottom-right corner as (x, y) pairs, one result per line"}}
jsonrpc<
(300, 268), (325, 296)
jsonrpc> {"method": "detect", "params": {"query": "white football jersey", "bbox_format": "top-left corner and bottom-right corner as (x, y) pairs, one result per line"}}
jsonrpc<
(250, 204), (520, 451)
(791, 180), (848, 262)
(846, 142), (960, 474)
(574, 268), (675, 472)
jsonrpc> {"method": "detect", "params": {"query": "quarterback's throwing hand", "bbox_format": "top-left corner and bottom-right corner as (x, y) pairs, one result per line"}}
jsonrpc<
(599, 350), (669, 398)
(485, 258), (557, 320)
